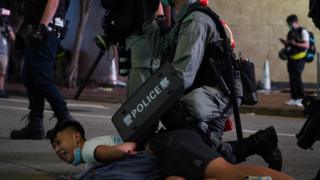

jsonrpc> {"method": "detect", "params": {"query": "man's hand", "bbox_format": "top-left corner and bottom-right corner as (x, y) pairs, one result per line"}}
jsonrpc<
(27, 24), (48, 49)
(287, 40), (299, 46)
(279, 38), (293, 45)
(117, 142), (137, 156)
(279, 38), (287, 45)
(279, 38), (296, 46)
(95, 142), (137, 163)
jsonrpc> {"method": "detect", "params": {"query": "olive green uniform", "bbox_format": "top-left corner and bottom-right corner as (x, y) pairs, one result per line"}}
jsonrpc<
(143, 1), (235, 162)
(125, 34), (154, 96)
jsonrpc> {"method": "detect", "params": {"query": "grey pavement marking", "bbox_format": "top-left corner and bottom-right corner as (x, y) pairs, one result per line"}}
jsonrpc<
(0, 104), (297, 137)
(0, 98), (110, 109)
(0, 160), (59, 176)
(0, 105), (111, 119)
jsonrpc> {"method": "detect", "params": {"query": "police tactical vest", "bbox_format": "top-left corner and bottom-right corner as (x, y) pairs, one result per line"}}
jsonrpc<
(177, 3), (258, 105)
(176, 3), (239, 96)
(175, 3), (252, 155)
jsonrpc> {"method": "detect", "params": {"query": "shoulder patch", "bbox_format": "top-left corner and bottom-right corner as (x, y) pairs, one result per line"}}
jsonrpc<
(182, 13), (194, 24)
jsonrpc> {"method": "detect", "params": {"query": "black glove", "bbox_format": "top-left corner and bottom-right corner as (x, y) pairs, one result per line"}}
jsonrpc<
(27, 23), (48, 49)
(143, 0), (160, 24)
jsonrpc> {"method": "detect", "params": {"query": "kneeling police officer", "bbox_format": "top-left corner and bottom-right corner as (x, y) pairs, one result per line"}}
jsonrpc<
(99, 0), (283, 171)
(142, 0), (282, 170)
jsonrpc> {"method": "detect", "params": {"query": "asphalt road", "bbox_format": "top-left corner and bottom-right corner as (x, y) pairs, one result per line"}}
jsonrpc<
(0, 96), (319, 180)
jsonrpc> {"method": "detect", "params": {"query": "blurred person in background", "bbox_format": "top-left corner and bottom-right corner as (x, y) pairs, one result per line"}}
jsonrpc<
(0, 7), (15, 98)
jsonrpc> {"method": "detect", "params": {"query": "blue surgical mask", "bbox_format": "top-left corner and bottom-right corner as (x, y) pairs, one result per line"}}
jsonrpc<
(72, 147), (82, 166)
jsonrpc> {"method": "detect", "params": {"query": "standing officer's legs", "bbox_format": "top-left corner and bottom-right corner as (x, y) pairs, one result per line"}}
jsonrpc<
(11, 32), (72, 139)
(10, 34), (46, 139)
(34, 33), (69, 118)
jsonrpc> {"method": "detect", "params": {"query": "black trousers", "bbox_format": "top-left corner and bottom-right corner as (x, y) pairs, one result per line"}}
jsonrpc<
(149, 130), (221, 180)
(287, 59), (305, 99)
(23, 32), (68, 121)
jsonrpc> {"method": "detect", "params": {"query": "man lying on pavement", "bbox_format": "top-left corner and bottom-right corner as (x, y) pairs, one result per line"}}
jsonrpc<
(50, 120), (294, 180)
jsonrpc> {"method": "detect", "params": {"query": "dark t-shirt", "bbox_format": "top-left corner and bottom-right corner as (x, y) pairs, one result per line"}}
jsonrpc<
(24, 0), (68, 25)
(286, 27), (307, 58)
(24, 0), (47, 25)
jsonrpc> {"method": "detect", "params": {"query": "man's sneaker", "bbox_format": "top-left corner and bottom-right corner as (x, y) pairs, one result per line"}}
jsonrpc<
(285, 99), (297, 106)
(314, 169), (320, 180)
(244, 126), (282, 171)
(285, 99), (303, 107)
(295, 98), (303, 107)
(10, 126), (44, 139)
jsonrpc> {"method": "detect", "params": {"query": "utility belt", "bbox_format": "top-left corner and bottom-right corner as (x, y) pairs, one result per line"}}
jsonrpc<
(117, 46), (161, 77)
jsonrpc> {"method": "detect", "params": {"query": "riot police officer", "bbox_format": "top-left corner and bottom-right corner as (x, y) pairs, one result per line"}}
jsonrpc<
(143, 0), (282, 170)
(10, 0), (73, 139)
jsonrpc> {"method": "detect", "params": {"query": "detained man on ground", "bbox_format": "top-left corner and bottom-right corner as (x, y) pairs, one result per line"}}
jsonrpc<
(50, 120), (294, 180)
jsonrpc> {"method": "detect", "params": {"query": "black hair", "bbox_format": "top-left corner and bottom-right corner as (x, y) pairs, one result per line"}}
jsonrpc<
(287, 14), (298, 25)
(49, 120), (85, 144)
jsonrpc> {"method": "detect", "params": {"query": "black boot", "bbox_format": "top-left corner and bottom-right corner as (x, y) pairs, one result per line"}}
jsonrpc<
(46, 111), (74, 139)
(10, 115), (44, 140)
(314, 168), (320, 180)
(229, 126), (282, 171)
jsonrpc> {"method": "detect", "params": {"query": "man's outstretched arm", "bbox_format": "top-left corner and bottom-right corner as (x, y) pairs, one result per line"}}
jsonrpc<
(94, 142), (137, 163)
